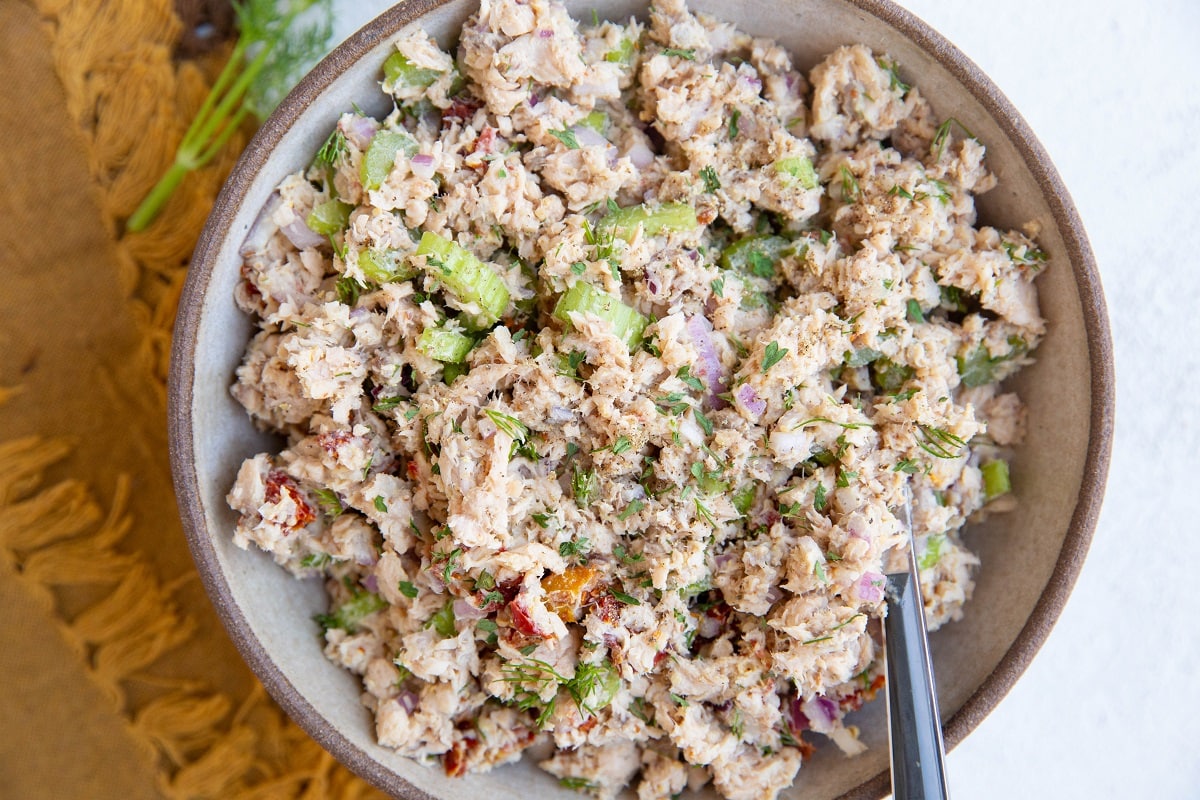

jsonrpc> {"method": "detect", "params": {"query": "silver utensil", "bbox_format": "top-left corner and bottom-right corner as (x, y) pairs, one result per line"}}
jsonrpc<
(884, 488), (950, 799)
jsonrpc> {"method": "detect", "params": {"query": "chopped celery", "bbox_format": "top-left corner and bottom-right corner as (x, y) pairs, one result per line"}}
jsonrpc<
(357, 248), (416, 283)
(774, 156), (819, 189)
(719, 234), (790, 277)
(603, 37), (636, 64)
(601, 202), (699, 241)
(414, 231), (510, 325)
(361, 130), (419, 191)
(581, 110), (609, 134)
(383, 52), (443, 89)
(306, 199), (353, 235)
(918, 533), (945, 571)
(871, 357), (915, 393)
(418, 326), (474, 363)
(982, 460), (1011, 500)
(553, 282), (647, 350)
(442, 362), (468, 384)
(315, 591), (387, 633)
(731, 484), (756, 515)
(957, 344), (1000, 388)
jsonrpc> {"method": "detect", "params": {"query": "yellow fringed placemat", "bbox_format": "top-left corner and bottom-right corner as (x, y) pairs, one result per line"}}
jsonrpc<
(0, 1), (384, 797)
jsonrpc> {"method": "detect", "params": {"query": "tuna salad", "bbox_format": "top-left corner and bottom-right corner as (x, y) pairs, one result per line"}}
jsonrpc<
(226, 0), (1046, 797)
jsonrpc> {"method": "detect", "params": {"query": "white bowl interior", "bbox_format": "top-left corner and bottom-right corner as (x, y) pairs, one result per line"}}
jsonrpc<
(179, 0), (1097, 797)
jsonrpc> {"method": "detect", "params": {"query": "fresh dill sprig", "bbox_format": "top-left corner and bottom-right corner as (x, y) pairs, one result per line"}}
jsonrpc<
(916, 424), (967, 459)
(127, 0), (334, 231)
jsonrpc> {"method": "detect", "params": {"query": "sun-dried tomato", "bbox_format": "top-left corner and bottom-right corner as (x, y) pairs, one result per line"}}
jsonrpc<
(264, 471), (316, 528)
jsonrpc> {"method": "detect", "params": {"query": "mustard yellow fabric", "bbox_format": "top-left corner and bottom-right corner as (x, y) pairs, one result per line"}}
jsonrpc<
(0, 1), (384, 796)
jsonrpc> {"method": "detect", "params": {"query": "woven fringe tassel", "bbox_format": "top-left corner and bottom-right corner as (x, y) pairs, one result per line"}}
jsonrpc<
(13, 0), (380, 794)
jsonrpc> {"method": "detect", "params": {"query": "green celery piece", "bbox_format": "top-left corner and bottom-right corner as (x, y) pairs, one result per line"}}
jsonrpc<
(603, 37), (635, 64)
(774, 156), (819, 189)
(581, 110), (609, 134)
(844, 347), (883, 368)
(315, 591), (387, 633)
(918, 533), (945, 571)
(982, 460), (1011, 499)
(361, 129), (419, 191)
(601, 202), (699, 241)
(414, 231), (510, 325)
(957, 344), (998, 388)
(731, 484), (756, 515)
(383, 52), (443, 88)
(719, 234), (790, 276)
(357, 247), (416, 283)
(418, 326), (475, 363)
(553, 282), (648, 350)
(306, 199), (353, 235)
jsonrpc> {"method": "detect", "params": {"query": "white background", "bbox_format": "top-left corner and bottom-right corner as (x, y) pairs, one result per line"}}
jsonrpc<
(327, 1), (1200, 796)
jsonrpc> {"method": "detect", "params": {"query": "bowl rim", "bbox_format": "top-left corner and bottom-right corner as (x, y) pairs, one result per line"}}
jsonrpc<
(168, 0), (1114, 797)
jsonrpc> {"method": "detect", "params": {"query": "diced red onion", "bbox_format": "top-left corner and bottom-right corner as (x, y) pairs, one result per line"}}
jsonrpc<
(625, 140), (655, 169)
(537, 27), (554, 38)
(736, 384), (766, 418)
(856, 571), (885, 603)
(765, 585), (783, 604)
(570, 124), (609, 149)
(686, 315), (728, 409)
(787, 697), (810, 732)
(241, 192), (283, 257)
(356, 550), (379, 567)
(281, 218), (326, 250)
(410, 153), (436, 179)
(801, 695), (839, 732)
(714, 553), (735, 569)
(548, 405), (575, 424)
(343, 115), (379, 149)
(396, 689), (420, 714)
(362, 573), (379, 593)
(454, 597), (488, 620)
(529, 93), (540, 107)
(644, 268), (660, 295)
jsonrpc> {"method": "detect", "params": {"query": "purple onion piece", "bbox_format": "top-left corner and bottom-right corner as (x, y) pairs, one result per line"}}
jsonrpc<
(281, 218), (327, 251)
(362, 573), (379, 593)
(344, 115), (379, 150)
(788, 697), (811, 732)
(624, 139), (655, 169)
(454, 597), (488, 620)
(685, 314), (728, 409)
(396, 689), (420, 714)
(537, 27), (555, 38)
(410, 153), (436, 179)
(736, 384), (766, 418)
(241, 192), (283, 257)
(856, 571), (885, 603)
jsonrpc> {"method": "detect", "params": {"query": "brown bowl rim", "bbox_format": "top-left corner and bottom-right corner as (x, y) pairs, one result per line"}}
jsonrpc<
(168, 0), (1114, 797)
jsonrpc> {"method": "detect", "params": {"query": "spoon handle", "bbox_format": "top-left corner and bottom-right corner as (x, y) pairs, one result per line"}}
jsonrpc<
(885, 565), (950, 800)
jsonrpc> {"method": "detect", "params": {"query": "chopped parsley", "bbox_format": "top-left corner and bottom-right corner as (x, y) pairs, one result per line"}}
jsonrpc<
(700, 165), (721, 192)
(397, 580), (419, 599)
(761, 341), (788, 373)
(677, 365), (705, 392)
(662, 47), (697, 60)
(550, 126), (579, 149)
(728, 108), (741, 139)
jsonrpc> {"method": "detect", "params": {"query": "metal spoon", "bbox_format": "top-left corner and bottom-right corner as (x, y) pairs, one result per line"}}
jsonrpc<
(884, 488), (950, 799)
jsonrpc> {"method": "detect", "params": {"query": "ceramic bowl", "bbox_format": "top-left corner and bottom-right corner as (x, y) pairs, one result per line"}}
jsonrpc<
(169, 1), (1114, 797)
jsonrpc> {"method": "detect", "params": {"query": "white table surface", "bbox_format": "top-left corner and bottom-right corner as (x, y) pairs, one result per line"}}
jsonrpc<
(326, 1), (1200, 796)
